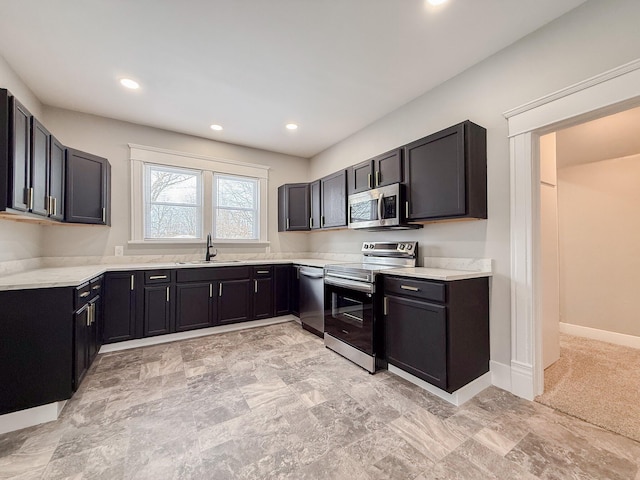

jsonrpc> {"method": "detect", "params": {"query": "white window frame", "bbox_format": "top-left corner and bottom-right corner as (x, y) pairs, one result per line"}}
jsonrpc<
(213, 173), (260, 241)
(130, 144), (269, 246)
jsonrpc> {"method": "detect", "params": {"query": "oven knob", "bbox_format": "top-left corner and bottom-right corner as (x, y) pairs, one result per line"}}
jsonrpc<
(363, 244), (369, 249)
(406, 244), (413, 251)
(398, 243), (404, 250)
(368, 243), (374, 249)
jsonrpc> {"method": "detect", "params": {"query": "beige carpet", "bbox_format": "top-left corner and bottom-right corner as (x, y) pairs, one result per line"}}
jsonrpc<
(536, 333), (640, 443)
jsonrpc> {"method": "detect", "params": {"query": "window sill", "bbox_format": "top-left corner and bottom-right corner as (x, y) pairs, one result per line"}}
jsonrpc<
(128, 240), (270, 247)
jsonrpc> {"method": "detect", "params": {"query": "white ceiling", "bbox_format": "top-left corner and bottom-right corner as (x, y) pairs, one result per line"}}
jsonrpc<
(0, 0), (587, 158)
(556, 105), (640, 169)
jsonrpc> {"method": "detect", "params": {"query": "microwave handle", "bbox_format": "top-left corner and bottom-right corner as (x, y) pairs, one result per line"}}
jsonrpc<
(377, 192), (384, 220)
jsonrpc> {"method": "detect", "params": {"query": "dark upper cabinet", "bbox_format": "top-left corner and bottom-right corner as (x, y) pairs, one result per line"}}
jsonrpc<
(348, 149), (402, 195)
(348, 160), (374, 194)
(309, 180), (321, 230)
(30, 118), (49, 217)
(175, 283), (215, 332)
(403, 121), (486, 221)
(48, 136), (65, 221)
(9, 96), (31, 212)
(65, 148), (111, 225)
(278, 183), (310, 231)
(274, 264), (292, 316)
(320, 169), (347, 228)
(103, 271), (138, 344)
(373, 148), (403, 188)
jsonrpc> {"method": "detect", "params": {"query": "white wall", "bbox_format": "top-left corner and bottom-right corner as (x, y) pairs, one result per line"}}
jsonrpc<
(308, 0), (640, 367)
(0, 54), (43, 261)
(40, 107), (310, 257)
(539, 133), (560, 368)
(557, 154), (640, 338)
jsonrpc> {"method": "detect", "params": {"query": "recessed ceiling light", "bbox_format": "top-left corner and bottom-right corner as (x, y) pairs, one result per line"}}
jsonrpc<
(427, 0), (447, 5)
(119, 78), (140, 90)
(210, 124), (223, 131)
(285, 123), (298, 130)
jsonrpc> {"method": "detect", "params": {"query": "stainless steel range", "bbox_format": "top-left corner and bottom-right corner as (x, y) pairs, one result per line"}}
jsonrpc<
(323, 241), (417, 373)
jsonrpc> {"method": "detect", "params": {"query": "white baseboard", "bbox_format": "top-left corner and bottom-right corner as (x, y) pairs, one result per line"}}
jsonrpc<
(387, 365), (491, 406)
(559, 322), (640, 350)
(100, 316), (295, 353)
(510, 360), (535, 401)
(489, 360), (512, 392)
(0, 401), (66, 435)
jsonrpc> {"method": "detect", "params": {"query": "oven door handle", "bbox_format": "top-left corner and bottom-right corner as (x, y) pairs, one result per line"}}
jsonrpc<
(377, 192), (384, 220)
(324, 276), (374, 294)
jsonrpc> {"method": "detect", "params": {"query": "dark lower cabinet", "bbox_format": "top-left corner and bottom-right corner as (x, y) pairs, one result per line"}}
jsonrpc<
(88, 295), (101, 365)
(175, 283), (215, 331)
(73, 277), (102, 391)
(103, 272), (138, 344)
(218, 279), (252, 324)
(254, 277), (273, 319)
(274, 265), (292, 316)
(291, 266), (300, 317)
(73, 303), (90, 390)
(143, 285), (173, 336)
(384, 275), (489, 393)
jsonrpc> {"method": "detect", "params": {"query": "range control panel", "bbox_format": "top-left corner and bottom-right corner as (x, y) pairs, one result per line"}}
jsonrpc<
(361, 241), (417, 257)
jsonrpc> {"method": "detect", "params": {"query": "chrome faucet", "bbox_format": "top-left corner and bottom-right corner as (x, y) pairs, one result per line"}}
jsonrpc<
(205, 233), (216, 261)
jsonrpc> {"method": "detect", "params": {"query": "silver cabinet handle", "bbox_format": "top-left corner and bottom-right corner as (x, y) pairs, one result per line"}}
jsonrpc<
(400, 285), (419, 292)
(209, 283), (213, 298)
(52, 197), (57, 217)
(219, 283), (223, 297)
(149, 275), (167, 280)
(405, 201), (409, 219)
(286, 218), (290, 230)
(368, 173), (372, 189)
(383, 297), (388, 315)
(102, 208), (106, 224)
(92, 284), (101, 290)
(309, 217), (313, 228)
(376, 170), (381, 186)
(254, 279), (258, 293)
(47, 196), (52, 216)
(256, 270), (269, 274)
(166, 286), (170, 302)
(131, 275), (135, 290)
(80, 291), (90, 298)
(86, 304), (91, 326)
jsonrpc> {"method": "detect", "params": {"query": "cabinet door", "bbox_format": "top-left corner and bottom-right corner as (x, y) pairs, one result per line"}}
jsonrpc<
(48, 136), (65, 221)
(175, 283), (214, 331)
(30, 118), (49, 217)
(320, 169), (347, 228)
(274, 265), (291, 316)
(218, 279), (252, 324)
(348, 160), (373, 194)
(65, 148), (110, 224)
(309, 180), (321, 230)
(278, 183), (310, 231)
(403, 123), (466, 220)
(144, 286), (172, 337)
(73, 305), (89, 390)
(290, 266), (300, 317)
(10, 98), (31, 212)
(254, 277), (273, 319)
(385, 295), (447, 389)
(103, 272), (137, 343)
(373, 148), (402, 188)
(87, 296), (101, 365)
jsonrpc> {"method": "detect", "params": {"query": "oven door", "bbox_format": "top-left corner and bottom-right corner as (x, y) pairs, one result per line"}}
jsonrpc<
(324, 279), (374, 355)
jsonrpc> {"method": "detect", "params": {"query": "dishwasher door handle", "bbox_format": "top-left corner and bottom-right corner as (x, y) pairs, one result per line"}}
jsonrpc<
(299, 270), (324, 279)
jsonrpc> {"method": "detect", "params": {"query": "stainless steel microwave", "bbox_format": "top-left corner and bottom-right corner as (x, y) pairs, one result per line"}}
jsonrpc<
(348, 183), (420, 230)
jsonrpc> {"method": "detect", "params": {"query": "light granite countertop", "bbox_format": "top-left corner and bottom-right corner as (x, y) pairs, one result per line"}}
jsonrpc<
(0, 258), (336, 291)
(384, 267), (492, 281)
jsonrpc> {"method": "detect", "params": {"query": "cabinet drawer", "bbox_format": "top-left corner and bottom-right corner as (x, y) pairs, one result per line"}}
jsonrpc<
(89, 276), (103, 295)
(75, 282), (92, 309)
(252, 266), (273, 277)
(384, 276), (446, 303)
(176, 266), (250, 283)
(144, 270), (172, 285)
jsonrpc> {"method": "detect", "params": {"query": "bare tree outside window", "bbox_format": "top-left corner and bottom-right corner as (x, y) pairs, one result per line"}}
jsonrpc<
(214, 174), (259, 240)
(144, 165), (202, 239)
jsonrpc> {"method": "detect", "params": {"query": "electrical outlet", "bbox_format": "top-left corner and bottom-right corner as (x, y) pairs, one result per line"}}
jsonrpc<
(115, 245), (124, 256)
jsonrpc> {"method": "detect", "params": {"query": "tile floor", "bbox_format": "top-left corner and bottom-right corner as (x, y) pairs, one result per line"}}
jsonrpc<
(1, 320), (639, 479)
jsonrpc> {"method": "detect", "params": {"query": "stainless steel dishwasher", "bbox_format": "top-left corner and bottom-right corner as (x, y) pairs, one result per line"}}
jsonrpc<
(299, 266), (325, 337)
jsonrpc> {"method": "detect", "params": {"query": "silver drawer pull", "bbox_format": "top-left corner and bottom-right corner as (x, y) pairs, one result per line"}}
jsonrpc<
(79, 291), (90, 298)
(256, 270), (270, 274)
(400, 285), (419, 292)
(149, 275), (167, 280)
(92, 285), (101, 290)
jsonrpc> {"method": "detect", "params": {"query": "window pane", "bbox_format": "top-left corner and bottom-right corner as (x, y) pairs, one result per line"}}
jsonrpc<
(146, 205), (200, 238)
(215, 209), (256, 239)
(216, 176), (256, 209)
(150, 167), (198, 205)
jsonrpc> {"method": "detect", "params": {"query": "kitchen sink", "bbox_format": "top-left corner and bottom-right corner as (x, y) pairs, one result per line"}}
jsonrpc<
(175, 260), (240, 265)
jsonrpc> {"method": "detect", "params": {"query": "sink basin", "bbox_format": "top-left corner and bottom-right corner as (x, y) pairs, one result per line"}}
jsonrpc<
(175, 260), (240, 265)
